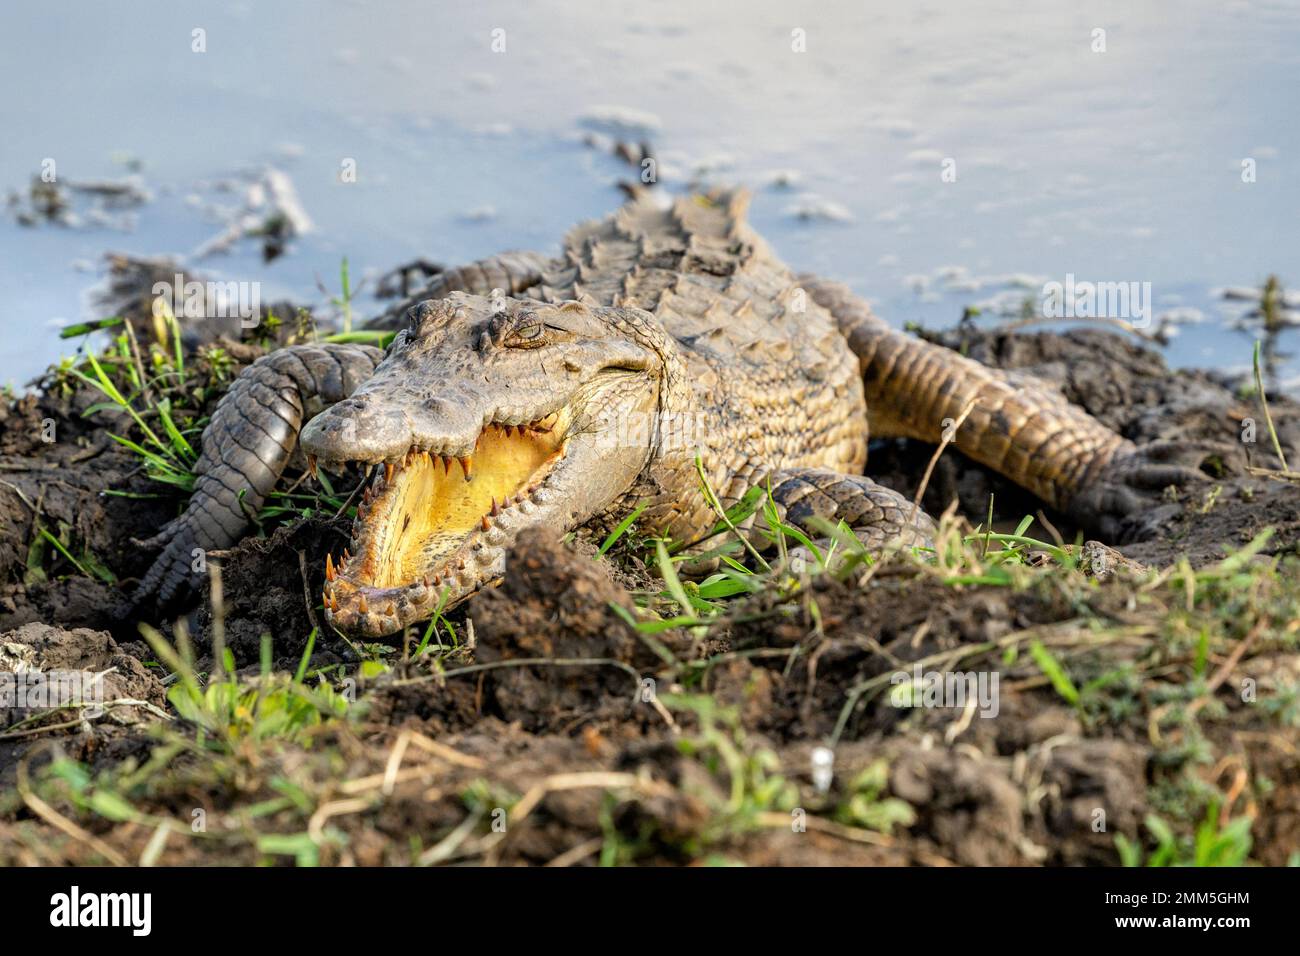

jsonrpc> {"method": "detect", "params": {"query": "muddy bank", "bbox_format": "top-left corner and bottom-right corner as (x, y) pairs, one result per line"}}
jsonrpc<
(5, 520), (1297, 866)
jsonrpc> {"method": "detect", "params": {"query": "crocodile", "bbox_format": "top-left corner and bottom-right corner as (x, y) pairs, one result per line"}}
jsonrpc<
(136, 188), (1219, 637)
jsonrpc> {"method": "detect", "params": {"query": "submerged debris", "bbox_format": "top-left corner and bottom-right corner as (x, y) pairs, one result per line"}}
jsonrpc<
(192, 167), (313, 263)
(6, 173), (150, 230)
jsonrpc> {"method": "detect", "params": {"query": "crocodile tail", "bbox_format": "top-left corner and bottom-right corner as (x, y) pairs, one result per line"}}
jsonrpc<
(797, 274), (1134, 511)
(133, 342), (384, 607)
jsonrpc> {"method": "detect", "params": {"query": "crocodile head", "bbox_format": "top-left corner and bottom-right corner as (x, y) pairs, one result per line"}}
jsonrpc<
(299, 292), (671, 637)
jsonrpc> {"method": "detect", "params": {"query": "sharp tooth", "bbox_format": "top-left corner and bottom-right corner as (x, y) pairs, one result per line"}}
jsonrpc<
(385, 462), (395, 483)
(480, 515), (490, 531)
(358, 593), (369, 613)
(490, 497), (501, 516)
(457, 558), (465, 570)
(308, 454), (318, 478)
(441, 455), (451, 474)
(325, 554), (335, 581)
(422, 576), (431, 588)
(433, 574), (441, 586)
(343, 548), (351, 562)
(459, 456), (473, 481)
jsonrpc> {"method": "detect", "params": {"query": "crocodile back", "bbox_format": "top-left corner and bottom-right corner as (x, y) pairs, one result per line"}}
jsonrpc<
(536, 189), (868, 512)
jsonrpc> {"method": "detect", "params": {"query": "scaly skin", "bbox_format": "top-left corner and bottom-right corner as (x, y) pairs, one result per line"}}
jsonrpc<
(138, 188), (1216, 634)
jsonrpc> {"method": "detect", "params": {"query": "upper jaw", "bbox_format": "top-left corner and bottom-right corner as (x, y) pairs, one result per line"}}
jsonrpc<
(300, 396), (565, 470)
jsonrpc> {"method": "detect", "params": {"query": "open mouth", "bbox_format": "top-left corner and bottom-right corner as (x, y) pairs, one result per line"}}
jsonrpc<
(320, 410), (569, 631)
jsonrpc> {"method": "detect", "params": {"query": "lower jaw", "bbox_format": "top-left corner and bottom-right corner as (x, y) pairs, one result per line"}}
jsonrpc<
(324, 510), (552, 635)
(324, 576), (492, 638)
(324, 537), (511, 636)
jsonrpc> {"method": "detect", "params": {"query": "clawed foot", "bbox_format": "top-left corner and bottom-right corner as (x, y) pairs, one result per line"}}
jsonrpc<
(129, 516), (201, 608)
(1067, 440), (1235, 542)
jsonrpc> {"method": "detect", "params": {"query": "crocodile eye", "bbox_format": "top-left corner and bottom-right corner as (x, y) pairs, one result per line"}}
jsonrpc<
(504, 317), (546, 348)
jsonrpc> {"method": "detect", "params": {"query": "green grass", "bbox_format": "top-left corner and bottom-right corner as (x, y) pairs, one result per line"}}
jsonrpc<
(333, 258), (354, 335)
(139, 624), (349, 750)
(1116, 803), (1253, 867)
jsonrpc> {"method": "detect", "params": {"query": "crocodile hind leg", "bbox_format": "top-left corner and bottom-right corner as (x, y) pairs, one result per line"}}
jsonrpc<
(800, 276), (1227, 541)
(672, 468), (934, 578)
(366, 251), (555, 330)
(134, 343), (384, 606)
(762, 468), (936, 554)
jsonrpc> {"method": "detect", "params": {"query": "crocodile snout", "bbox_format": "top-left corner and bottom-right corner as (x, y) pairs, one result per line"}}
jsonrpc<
(300, 397), (411, 464)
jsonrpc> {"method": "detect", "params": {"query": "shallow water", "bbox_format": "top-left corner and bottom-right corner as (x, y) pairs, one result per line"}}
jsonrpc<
(2, 0), (1297, 388)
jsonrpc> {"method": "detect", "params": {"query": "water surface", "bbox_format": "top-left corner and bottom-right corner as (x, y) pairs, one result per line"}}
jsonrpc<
(2, 0), (1297, 387)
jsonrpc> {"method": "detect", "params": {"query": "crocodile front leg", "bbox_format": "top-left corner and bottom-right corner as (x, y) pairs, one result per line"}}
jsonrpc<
(801, 277), (1225, 541)
(764, 468), (936, 553)
(365, 251), (555, 330)
(134, 343), (384, 606)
